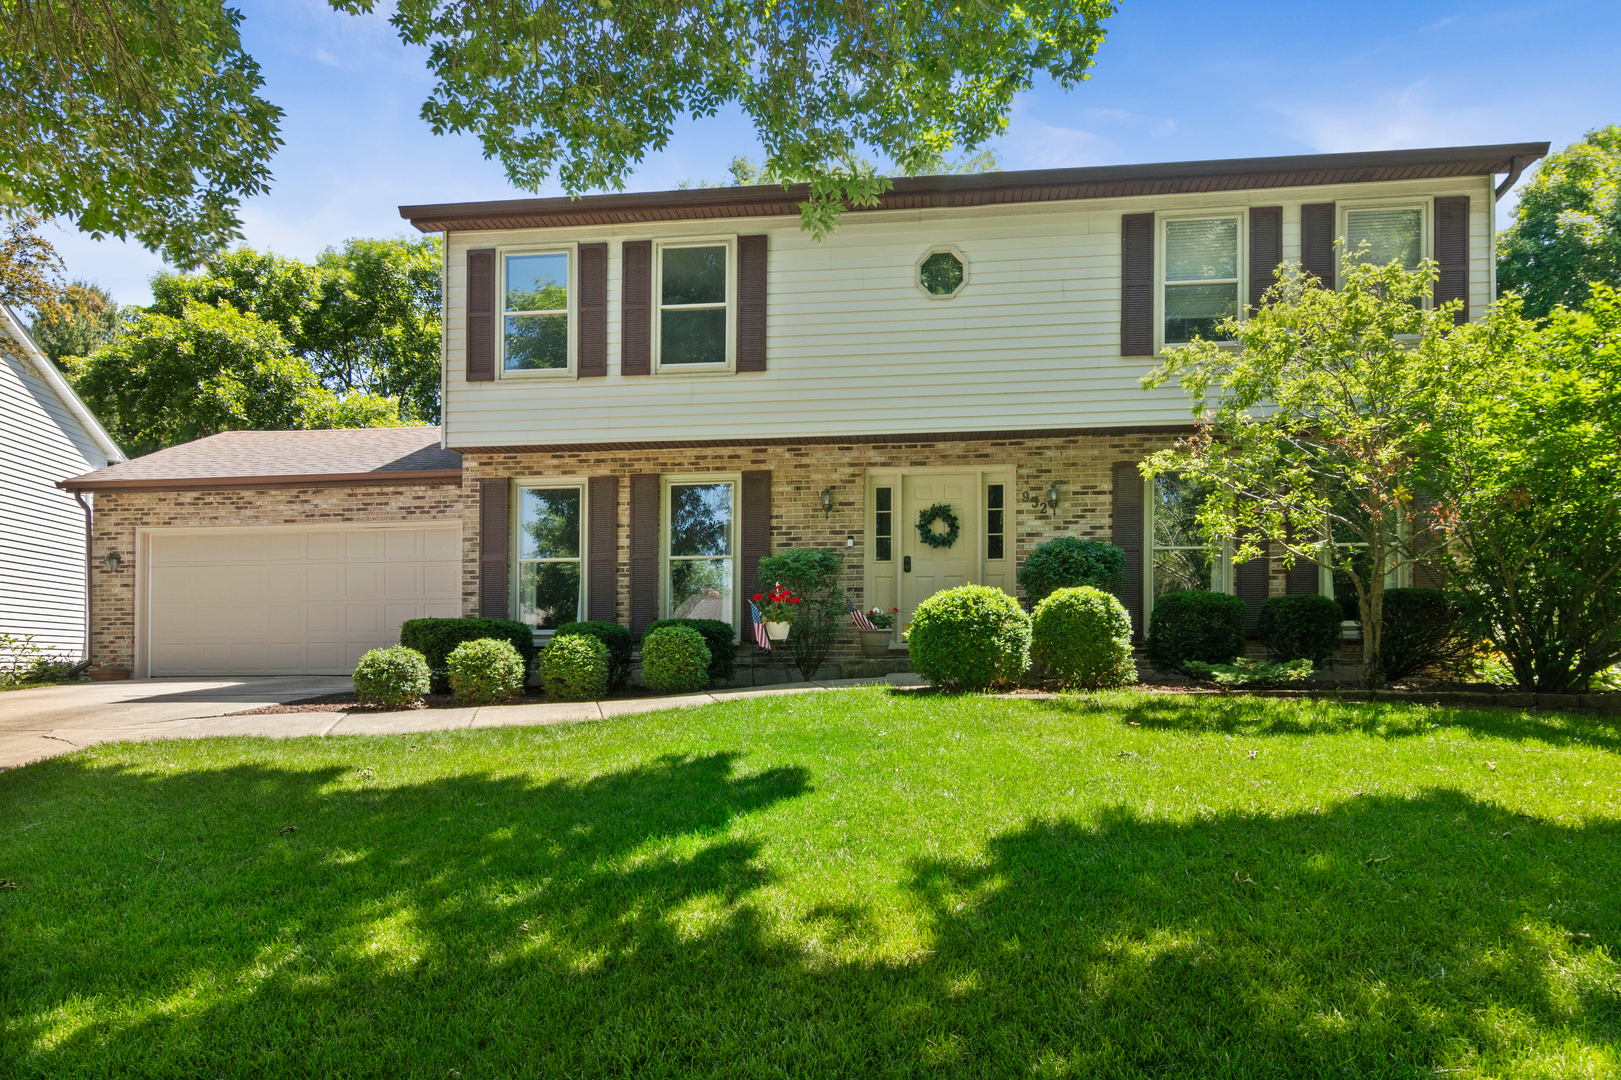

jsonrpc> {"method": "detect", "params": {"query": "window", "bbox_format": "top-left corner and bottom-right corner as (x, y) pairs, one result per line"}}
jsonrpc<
(667, 480), (735, 628)
(874, 487), (893, 562)
(503, 251), (570, 371)
(917, 248), (966, 298)
(986, 484), (1006, 560)
(1344, 207), (1423, 272)
(518, 486), (582, 629)
(658, 243), (730, 367)
(1151, 474), (1221, 598)
(1163, 217), (1239, 344)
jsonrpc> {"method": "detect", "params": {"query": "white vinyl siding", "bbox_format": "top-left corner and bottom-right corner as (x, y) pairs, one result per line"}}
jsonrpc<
(0, 346), (113, 659)
(441, 175), (1496, 449)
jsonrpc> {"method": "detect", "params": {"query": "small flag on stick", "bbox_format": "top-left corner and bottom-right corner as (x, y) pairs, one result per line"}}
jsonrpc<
(847, 600), (878, 631)
(748, 599), (771, 652)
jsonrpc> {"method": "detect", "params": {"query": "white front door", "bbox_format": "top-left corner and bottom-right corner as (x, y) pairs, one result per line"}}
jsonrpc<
(900, 473), (978, 625)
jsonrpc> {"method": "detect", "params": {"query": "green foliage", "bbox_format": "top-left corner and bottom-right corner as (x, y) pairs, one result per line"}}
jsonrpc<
(639, 626), (712, 695)
(1183, 657), (1315, 688)
(1143, 256), (1479, 687)
(0, 633), (79, 687)
(552, 622), (633, 692)
(0, 2), (282, 268)
(1497, 126), (1621, 319)
(542, 634), (609, 702)
(1424, 287), (1621, 692)
(1256, 594), (1343, 666)
(1378, 590), (1481, 684)
(1030, 587), (1136, 689)
(399, 617), (538, 695)
(757, 548), (846, 680)
(1017, 537), (1125, 605)
(446, 638), (527, 705)
(908, 584), (1031, 692)
(65, 300), (398, 456)
(644, 619), (735, 685)
(333, 0), (1111, 239)
(1147, 591), (1245, 674)
(351, 646), (431, 709)
(30, 281), (118, 362)
(145, 238), (443, 423)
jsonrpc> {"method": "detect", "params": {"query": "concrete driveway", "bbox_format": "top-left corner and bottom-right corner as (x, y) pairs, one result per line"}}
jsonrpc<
(0, 676), (353, 770)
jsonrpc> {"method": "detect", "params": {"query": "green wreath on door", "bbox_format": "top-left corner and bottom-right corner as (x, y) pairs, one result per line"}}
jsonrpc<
(916, 504), (961, 549)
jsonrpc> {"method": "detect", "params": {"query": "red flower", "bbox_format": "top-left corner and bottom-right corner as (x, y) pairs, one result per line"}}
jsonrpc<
(752, 593), (763, 602)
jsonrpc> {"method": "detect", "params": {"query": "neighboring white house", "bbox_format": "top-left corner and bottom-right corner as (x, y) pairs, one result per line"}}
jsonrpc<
(1, 304), (124, 660)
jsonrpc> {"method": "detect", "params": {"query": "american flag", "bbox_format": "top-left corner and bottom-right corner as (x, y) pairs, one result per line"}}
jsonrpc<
(748, 599), (771, 652)
(847, 599), (878, 631)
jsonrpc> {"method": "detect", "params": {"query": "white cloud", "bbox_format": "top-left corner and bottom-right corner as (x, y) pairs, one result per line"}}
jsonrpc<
(1274, 81), (1501, 153)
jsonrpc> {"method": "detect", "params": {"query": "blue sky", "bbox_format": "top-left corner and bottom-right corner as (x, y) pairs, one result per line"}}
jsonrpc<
(57, 0), (1621, 306)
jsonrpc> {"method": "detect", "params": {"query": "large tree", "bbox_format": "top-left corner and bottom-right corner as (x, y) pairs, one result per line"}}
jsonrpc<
(1141, 259), (1476, 689)
(1498, 125), (1621, 319)
(30, 281), (119, 363)
(147, 237), (443, 423)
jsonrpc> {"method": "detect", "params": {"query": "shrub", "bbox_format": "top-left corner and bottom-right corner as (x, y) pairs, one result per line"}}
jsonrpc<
(909, 584), (1031, 691)
(644, 618), (735, 685)
(640, 626), (712, 694)
(1146, 591), (1245, 674)
(757, 548), (845, 680)
(542, 634), (609, 701)
(553, 621), (633, 691)
(1030, 586), (1137, 689)
(1017, 538), (1126, 606)
(1379, 589), (1481, 683)
(1257, 593), (1343, 665)
(400, 617), (537, 693)
(0, 633), (79, 687)
(352, 645), (431, 708)
(445, 638), (527, 705)
(1183, 657), (1315, 688)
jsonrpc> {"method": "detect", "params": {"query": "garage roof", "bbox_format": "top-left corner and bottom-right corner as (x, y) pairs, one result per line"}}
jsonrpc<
(60, 427), (463, 492)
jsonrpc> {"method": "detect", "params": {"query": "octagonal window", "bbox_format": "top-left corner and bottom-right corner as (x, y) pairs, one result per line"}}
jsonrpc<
(919, 250), (965, 297)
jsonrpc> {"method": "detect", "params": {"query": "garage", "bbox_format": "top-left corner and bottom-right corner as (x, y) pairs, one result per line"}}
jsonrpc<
(142, 524), (462, 676)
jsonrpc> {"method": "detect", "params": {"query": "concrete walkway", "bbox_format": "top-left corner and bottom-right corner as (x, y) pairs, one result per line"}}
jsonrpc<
(0, 674), (924, 770)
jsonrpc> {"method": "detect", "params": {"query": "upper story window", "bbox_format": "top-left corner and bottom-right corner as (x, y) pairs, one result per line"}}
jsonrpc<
(503, 251), (570, 372)
(518, 485), (582, 629)
(1163, 216), (1239, 345)
(657, 242), (732, 369)
(1343, 207), (1423, 273)
(917, 247), (967, 298)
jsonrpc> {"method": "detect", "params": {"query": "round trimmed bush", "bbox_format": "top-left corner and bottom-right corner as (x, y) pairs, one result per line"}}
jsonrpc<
(1031, 586), (1138, 689)
(352, 645), (431, 708)
(640, 625), (712, 694)
(542, 633), (609, 701)
(1017, 537), (1126, 606)
(1257, 593), (1343, 665)
(1146, 590), (1245, 674)
(445, 638), (527, 705)
(908, 584), (1031, 691)
(553, 621), (634, 691)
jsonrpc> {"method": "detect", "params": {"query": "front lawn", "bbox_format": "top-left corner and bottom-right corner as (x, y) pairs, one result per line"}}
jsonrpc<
(2, 689), (1617, 1078)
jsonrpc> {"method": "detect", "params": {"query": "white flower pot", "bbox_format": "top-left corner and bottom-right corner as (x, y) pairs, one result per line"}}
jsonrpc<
(765, 621), (791, 641)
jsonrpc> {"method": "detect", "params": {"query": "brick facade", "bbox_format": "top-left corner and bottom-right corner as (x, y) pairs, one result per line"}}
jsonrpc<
(87, 483), (471, 672)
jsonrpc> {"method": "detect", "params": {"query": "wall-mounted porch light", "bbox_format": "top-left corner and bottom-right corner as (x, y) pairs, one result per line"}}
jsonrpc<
(103, 550), (122, 573)
(820, 487), (834, 518)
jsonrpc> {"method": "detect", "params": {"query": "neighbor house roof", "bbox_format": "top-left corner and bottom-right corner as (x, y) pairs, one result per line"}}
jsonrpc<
(60, 427), (462, 492)
(1, 303), (125, 465)
(399, 142), (1549, 233)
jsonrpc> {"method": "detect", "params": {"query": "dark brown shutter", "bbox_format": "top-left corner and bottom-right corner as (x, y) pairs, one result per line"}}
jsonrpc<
(1120, 213), (1155, 356)
(740, 470), (771, 596)
(1111, 460), (1145, 637)
(1235, 539), (1270, 637)
(628, 473), (659, 634)
(1301, 203), (1336, 289)
(478, 477), (509, 616)
(1434, 196), (1470, 324)
(1249, 206), (1283, 312)
(577, 242), (608, 377)
(736, 235), (767, 372)
(1410, 494), (1446, 589)
(466, 248), (496, 381)
(621, 240), (652, 376)
(587, 475), (618, 621)
(1285, 550), (1320, 595)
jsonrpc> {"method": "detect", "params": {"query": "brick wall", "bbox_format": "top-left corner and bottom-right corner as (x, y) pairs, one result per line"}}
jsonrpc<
(87, 483), (471, 672)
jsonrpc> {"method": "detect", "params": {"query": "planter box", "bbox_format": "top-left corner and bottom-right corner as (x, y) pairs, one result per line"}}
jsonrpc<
(88, 669), (132, 682)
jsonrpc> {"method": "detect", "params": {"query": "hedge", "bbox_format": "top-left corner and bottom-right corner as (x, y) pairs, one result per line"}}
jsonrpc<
(1017, 538), (1125, 606)
(640, 626), (712, 694)
(1146, 590), (1245, 674)
(552, 621), (634, 692)
(399, 617), (537, 694)
(1257, 593), (1343, 665)
(644, 618), (735, 685)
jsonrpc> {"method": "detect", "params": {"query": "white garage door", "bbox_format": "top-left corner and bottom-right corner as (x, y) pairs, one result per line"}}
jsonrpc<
(144, 526), (462, 676)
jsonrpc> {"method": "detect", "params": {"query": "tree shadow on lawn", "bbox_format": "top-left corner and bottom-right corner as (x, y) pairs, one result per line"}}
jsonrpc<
(4, 755), (1617, 1078)
(1061, 691), (1621, 751)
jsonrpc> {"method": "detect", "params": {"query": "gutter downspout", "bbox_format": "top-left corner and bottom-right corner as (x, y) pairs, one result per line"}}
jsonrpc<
(1494, 155), (1533, 201)
(74, 492), (93, 666)
(440, 228), (449, 449)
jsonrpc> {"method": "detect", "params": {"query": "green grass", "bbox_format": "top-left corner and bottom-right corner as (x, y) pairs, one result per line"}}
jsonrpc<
(2, 688), (1617, 1079)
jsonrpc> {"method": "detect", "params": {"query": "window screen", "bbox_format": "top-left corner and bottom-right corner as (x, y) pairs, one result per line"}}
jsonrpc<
(1164, 218), (1239, 344)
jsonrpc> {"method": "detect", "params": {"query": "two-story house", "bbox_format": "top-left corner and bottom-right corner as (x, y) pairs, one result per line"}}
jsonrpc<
(64, 142), (1546, 678)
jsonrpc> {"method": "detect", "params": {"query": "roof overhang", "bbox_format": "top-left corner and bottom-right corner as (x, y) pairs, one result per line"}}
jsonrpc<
(400, 142), (1549, 233)
(58, 469), (464, 494)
